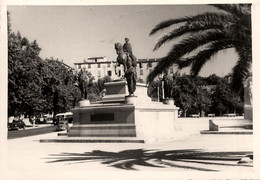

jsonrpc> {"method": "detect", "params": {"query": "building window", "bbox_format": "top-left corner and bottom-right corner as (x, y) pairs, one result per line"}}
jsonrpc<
(107, 70), (112, 76)
(88, 64), (91, 68)
(98, 71), (101, 77)
(148, 62), (152, 68)
(140, 69), (143, 75)
(118, 70), (121, 77)
(107, 63), (111, 68)
(97, 64), (101, 68)
(139, 62), (143, 69)
(78, 64), (81, 69)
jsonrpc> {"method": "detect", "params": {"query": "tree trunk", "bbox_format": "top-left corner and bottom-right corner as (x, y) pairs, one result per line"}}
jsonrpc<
(53, 90), (59, 123)
(184, 109), (187, 117)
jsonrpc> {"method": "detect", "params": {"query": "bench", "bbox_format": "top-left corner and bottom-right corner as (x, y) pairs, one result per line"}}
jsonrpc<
(223, 114), (236, 117)
(191, 114), (199, 118)
(208, 114), (215, 117)
(209, 119), (253, 131)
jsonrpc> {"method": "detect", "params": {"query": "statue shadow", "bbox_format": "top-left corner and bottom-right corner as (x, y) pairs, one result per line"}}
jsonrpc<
(46, 149), (253, 171)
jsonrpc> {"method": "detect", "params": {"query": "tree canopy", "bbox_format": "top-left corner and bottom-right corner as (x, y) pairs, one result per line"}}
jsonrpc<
(148, 73), (243, 117)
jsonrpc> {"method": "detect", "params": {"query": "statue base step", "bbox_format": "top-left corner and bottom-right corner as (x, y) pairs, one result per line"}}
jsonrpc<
(40, 136), (145, 143)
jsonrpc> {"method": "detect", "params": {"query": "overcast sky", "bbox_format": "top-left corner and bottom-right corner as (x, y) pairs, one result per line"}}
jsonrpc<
(8, 4), (240, 77)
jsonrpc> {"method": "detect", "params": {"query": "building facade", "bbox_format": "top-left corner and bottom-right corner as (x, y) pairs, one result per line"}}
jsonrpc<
(74, 56), (177, 82)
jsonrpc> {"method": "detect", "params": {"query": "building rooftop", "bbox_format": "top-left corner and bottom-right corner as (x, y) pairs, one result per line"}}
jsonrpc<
(74, 58), (161, 65)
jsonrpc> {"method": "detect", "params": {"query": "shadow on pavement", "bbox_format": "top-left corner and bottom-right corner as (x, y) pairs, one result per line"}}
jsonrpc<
(46, 149), (253, 171)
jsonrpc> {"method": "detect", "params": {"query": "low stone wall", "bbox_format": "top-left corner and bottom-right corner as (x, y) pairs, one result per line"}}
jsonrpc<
(175, 117), (245, 136)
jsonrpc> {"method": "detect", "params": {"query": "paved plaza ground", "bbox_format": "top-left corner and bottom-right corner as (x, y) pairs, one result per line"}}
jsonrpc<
(1, 117), (260, 180)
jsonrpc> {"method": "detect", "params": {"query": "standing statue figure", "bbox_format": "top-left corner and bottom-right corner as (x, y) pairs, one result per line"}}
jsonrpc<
(162, 72), (171, 99)
(115, 39), (137, 96)
(77, 68), (93, 99)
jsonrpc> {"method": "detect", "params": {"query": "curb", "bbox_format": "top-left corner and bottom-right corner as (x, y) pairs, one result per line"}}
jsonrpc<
(200, 130), (253, 135)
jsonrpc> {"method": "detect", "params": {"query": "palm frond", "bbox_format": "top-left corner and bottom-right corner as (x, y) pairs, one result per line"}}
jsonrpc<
(147, 30), (228, 83)
(150, 17), (191, 36)
(150, 11), (235, 36)
(153, 13), (234, 51)
(211, 4), (248, 17)
(146, 56), (172, 83)
(177, 39), (234, 74)
(169, 29), (228, 58)
(232, 46), (252, 91)
(190, 41), (234, 75)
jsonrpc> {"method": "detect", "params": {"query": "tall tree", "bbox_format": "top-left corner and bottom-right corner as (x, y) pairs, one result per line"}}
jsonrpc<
(172, 75), (196, 117)
(8, 30), (45, 116)
(86, 76), (112, 102)
(206, 74), (222, 85)
(210, 77), (243, 115)
(147, 4), (251, 91)
(147, 79), (163, 102)
(171, 74), (212, 117)
(42, 58), (81, 117)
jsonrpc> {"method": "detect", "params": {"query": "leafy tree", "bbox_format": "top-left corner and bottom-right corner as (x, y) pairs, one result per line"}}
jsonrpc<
(147, 79), (162, 102)
(171, 74), (212, 117)
(172, 75), (195, 117)
(81, 75), (113, 102)
(8, 30), (45, 117)
(210, 77), (242, 115)
(193, 88), (212, 116)
(7, 11), (12, 35)
(96, 76), (112, 93)
(206, 74), (222, 85)
(42, 58), (81, 117)
(147, 4), (251, 91)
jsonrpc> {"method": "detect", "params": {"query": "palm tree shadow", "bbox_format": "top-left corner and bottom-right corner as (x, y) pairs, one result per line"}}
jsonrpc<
(46, 149), (253, 171)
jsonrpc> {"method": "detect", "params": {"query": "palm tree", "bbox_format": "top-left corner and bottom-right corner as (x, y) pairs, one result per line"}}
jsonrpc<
(147, 4), (251, 91)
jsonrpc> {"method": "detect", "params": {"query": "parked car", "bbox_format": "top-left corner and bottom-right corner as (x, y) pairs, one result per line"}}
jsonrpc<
(35, 116), (46, 124)
(45, 117), (53, 124)
(8, 120), (25, 131)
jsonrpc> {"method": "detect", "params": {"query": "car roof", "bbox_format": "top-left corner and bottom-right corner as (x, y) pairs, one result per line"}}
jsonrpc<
(56, 112), (73, 116)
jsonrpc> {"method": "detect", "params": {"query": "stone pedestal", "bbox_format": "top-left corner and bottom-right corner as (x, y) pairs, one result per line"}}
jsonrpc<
(78, 99), (90, 107)
(244, 106), (253, 120)
(163, 98), (175, 106)
(69, 80), (179, 142)
(101, 80), (150, 103)
(244, 77), (253, 121)
(125, 96), (137, 104)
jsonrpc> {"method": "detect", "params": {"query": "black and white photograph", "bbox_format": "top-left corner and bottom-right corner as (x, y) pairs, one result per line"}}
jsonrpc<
(0, 0), (259, 179)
